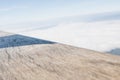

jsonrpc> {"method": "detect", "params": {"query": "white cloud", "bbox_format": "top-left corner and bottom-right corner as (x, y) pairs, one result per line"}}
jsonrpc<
(0, 6), (28, 12)
(1, 11), (120, 52)
(19, 20), (120, 52)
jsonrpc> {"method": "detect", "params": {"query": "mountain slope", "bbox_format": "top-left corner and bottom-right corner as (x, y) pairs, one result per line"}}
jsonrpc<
(0, 31), (120, 80)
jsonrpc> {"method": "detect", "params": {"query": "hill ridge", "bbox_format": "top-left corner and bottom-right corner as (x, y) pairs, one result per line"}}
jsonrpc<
(0, 31), (120, 80)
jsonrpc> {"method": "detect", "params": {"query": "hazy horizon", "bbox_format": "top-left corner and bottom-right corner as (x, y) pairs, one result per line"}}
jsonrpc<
(0, 0), (120, 53)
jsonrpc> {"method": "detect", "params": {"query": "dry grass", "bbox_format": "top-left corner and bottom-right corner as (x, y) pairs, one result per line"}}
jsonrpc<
(0, 31), (120, 80)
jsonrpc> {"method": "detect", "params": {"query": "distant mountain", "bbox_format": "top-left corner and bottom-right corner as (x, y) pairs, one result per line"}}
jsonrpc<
(107, 48), (120, 55)
(0, 31), (120, 80)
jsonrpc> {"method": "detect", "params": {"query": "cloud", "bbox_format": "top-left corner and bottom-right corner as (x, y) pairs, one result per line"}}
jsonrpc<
(0, 6), (28, 12)
(60, 11), (120, 22)
(86, 11), (120, 22)
(1, 11), (120, 53)
(19, 20), (120, 52)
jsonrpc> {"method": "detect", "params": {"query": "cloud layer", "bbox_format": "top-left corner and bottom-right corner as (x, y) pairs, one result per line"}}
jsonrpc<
(20, 20), (120, 52)
(0, 11), (120, 52)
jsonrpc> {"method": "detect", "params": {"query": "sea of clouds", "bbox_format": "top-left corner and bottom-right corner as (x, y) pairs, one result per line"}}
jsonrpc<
(20, 20), (120, 52)
(0, 12), (120, 53)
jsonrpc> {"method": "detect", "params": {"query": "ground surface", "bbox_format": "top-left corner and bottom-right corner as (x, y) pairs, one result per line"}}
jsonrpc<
(0, 31), (120, 80)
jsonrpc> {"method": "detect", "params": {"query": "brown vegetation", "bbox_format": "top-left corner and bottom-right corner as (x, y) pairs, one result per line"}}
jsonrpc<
(0, 31), (120, 80)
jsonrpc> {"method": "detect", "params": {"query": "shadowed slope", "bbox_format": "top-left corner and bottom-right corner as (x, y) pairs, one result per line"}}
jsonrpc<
(0, 34), (55, 48)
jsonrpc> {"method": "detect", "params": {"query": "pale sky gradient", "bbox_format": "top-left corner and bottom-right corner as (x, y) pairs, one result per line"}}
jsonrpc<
(0, 0), (120, 26)
(0, 0), (120, 52)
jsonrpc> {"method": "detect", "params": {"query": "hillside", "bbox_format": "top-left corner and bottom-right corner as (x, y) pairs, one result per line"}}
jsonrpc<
(0, 31), (120, 80)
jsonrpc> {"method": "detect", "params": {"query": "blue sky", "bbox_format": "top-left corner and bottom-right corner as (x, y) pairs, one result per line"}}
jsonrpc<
(0, 0), (120, 32)
(0, 0), (120, 25)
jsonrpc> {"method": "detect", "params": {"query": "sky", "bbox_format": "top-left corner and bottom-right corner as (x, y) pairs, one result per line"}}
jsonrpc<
(0, 0), (120, 53)
(0, 0), (120, 25)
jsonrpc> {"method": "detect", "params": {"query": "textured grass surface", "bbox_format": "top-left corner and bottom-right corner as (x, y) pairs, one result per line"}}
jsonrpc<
(0, 31), (120, 80)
